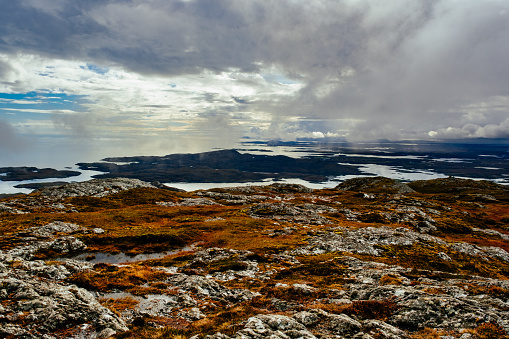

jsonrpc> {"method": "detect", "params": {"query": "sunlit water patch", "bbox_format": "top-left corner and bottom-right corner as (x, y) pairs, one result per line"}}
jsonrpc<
(432, 158), (472, 163)
(237, 146), (321, 158)
(340, 163), (449, 182)
(336, 153), (427, 160)
(165, 178), (341, 191)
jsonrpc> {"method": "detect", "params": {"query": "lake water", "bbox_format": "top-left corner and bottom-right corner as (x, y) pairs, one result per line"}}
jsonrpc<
(63, 243), (200, 264)
(0, 168), (104, 194)
(164, 165), (452, 192)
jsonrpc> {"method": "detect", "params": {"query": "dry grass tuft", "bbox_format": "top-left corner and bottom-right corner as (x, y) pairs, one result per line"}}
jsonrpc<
(67, 264), (170, 292)
(475, 322), (508, 339)
(379, 274), (403, 285)
(314, 299), (400, 321)
(100, 297), (139, 316)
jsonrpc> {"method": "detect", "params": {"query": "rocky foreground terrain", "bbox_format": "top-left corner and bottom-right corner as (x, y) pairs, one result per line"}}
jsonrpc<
(1, 177), (509, 338)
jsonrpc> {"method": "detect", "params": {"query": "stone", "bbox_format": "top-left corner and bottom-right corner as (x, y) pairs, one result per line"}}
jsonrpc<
(39, 178), (156, 198)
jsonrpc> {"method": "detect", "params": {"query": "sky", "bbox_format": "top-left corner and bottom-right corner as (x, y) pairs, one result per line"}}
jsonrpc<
(0, 0), (508, 167)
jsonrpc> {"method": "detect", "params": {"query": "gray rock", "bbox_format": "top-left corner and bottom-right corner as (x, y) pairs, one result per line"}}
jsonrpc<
(25, 221), (82, 238)
(234, 314), (316, 339)
(180, 198), (222, 206)
(39, 178), (156, 198)
(292, 283), (316, 294)
(249, 202), (332, 225)
(292, 226), (445, 256)
(98, 328), (118, 338)
(166, 273), (260, 303)
(0, 275), (127, 337)
(363, 320), (406, 339)
(8, 236), (87, 260)
(437, 252), (452, 261)
(293, 311), (321, 326)
(325, 313), (362, 335)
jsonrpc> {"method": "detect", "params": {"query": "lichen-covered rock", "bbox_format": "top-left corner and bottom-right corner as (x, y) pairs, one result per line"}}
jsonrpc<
(233, 314), (316, 338)
(249, 202), (332, 224)
(0, 263), (127, 338)
(38, 177), (156, 198)
(8, 236), (87, 260)
(166, 273), (260, 303)
(291, 226), (445, 256)
(336, 176), (415, 194)
(24, 221), (82, 238)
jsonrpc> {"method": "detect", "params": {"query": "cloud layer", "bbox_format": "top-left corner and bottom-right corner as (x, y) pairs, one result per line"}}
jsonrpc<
(0, 0), (508, 163)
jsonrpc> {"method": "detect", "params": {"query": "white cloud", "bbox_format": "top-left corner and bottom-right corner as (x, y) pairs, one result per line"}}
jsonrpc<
(0, 0), (508, 166)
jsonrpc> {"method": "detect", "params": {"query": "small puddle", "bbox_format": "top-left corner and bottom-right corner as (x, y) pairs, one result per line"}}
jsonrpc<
(65, 243), (200, 264)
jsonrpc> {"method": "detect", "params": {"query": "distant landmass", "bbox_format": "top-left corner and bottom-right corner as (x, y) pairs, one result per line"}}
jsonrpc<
(76, 142), (509, 184)
(0, 167), (80, 181)
(77, 149), (361, 183)
(1, 141), (508, 195)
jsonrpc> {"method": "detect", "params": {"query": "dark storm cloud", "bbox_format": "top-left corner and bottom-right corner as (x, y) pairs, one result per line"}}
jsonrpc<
(1, 0), (508, 140)
(0, 0), (372, 75)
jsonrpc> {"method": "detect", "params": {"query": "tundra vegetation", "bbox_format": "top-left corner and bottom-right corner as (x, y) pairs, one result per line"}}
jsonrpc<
(1, 177), (509, 338)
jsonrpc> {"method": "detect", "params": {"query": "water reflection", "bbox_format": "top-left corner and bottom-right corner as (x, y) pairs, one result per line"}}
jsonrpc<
(66, 243), (199, 264)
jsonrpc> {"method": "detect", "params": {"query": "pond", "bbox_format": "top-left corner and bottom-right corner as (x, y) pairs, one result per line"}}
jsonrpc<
(65, 243), (200, 264)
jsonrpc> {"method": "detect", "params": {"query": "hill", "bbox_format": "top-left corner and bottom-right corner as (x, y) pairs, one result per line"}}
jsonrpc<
(1, 177), (509, 338)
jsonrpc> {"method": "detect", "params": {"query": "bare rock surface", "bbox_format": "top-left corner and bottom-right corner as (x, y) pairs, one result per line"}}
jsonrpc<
(166, 273), (260, 303)
(22, 221), (83, 238)
(0, 251), (127, 338)
(336, 176), (415, 194)
(292, 225), (509, 263)
(38, 177), (156, 198)
(249, 202), (333, 224)
(291, 226), (446, 256)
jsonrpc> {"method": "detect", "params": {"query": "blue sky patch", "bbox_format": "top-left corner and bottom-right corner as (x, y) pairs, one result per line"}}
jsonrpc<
(0, 92), (88, 121)
(83, 63), (109, 75)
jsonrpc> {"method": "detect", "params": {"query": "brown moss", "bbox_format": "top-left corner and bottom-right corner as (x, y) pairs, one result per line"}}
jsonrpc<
(313, 299), (400, 321)
(189, 304), (266, 336)
(380, 274), (403, 285)
(340, 299), (400, 321)
(410, 328), (451, 339)
(67, 264), (171, 292)
(423, 287), (447, 295)
(100, 297), (139, 314)
(115, 325), (189, 339)
(460, 284), (509, 299)
(475, 322), (508, 339)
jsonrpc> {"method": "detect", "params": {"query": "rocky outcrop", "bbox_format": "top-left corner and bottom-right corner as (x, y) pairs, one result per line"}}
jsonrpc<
(199, 310), (407, 339)
(0, 250), (126, 338)
(249, 202), (334, 225)
(291, 225), (509, 264)
(197, 191), (269, 205)
(291, 226), (446, 256)
(408, 177), (508, 194)
(157, 198), (221, 207)
(7, 221), (95, 260)
(38, 178), (156, 198)
(166, 273), (260, 303)
(336, 176), (415, 194)
(21, 221), (83, 238)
